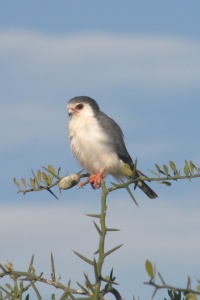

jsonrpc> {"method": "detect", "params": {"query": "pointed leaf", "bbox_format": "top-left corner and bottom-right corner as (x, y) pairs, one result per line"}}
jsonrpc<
(37, 170), (42, 182)
(155, 163), (161, 173)
(13, 285), (19, 296)
(184, 162), (190, 176)
(30, 178), (35, 189)
(169, 161), (177, 173)
(13, 178), (20, 189)
(189, 160), (195, 174)
(145, 260), (154, 278)
(147, 169), (159, 176)
(48, 165), (56, 175)
(21, 178), (27, 189)
(43, 166), (61, 180)
(196, 285), (200, 292)
(155, 164), (165, 175)
(163, 164), (169, 176)
(42, 172), (48, 184)
(47, 174), (52, 185)
(5, 284), (12, 291)
(31, 170), (40, 188)
(161, 181), (171, 186)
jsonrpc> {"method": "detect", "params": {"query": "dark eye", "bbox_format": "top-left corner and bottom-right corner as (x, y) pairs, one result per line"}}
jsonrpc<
(76, 104), (83, 110)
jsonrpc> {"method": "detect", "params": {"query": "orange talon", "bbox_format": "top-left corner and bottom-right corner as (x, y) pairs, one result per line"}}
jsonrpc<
(88, 167), (105, 189)
(78, 180), (88, 189)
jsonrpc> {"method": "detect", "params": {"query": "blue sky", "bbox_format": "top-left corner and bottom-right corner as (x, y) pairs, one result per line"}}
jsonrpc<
(1, 1), (200, 299)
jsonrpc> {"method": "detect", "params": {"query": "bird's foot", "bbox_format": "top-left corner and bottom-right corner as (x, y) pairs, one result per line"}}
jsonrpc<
(88, 167), (105, 189)
(77, 180), (89, 189)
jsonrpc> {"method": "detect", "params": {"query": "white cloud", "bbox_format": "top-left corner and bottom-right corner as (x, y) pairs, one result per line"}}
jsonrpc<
(1, 30), (200, 91)
(1, 30), (200, 152)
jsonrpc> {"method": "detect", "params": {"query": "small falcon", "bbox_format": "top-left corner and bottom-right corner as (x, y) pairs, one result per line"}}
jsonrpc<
(67, 96), (158, 199)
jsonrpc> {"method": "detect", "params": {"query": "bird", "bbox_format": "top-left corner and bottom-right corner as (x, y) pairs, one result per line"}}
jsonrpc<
(67, 96), (158, 199)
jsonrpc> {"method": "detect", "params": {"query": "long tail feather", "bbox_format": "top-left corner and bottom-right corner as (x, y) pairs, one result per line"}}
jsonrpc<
(137, 180), (158, 199)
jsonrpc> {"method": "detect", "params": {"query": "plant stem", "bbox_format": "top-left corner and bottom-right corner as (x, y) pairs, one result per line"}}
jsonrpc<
(93, 180), (108, 300)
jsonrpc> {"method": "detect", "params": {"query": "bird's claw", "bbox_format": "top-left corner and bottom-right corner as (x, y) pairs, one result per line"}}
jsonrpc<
(88, 167), (105, 189)
(77, 180), (89, 189)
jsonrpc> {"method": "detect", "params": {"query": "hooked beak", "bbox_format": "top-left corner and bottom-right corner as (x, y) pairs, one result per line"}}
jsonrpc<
(68, 107), (74, 117)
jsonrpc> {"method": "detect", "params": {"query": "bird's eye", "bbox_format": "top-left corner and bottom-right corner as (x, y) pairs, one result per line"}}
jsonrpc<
(76, 104), (84, 110)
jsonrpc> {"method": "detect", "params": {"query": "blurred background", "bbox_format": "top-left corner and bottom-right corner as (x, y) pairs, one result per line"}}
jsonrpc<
(1, 1), (200, 299)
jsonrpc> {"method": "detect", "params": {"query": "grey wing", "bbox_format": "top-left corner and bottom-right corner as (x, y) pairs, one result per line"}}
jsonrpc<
(96, 112), (134, 167)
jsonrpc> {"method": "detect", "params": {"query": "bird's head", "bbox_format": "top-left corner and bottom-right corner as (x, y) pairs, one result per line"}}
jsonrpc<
(67, 96), (100, 118)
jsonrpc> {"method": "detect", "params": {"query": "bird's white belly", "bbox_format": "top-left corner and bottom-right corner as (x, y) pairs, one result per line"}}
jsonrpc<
(68, 116), (124, 176)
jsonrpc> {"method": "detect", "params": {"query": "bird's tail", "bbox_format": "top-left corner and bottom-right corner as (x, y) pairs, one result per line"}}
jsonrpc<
(137, 180), (158, 199)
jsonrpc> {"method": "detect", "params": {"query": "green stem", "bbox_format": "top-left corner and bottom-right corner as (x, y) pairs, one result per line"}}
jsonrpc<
(107, 173), (200, 193)
(93, 180), (108, 300)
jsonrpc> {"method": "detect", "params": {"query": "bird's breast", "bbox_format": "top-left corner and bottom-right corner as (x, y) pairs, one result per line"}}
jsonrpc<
(68, 116), (123, 176)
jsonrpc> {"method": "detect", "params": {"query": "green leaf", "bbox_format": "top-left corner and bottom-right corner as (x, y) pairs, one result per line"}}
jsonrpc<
(21, 178), (27, 189)
(31, 170), (40, 188)
(155, 163), (161, 173)
(48, 165), (56, 175)
(37, 170), (42, 182)
(43, 166), (61, 180)
(42, 172), (48, 184)
(145, 260), (154, 278)
(155, 164), (165, 175)
(189, 160), (195, 174)
(13, 178), (20, 189)
(47, 174), (52, 185)
(147, 169), (159, 176)
(169, 161), (177, 174)
(13, 285), (19, 296)
(163, 164), (169, 176)
(30, 178), (35, 189)
(196, 285), (200, 291)
(161, 181), (171, 186)
(5, 284), (12, 291)
(185, 293), (198, 300)
(184, 162), (190, 176)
